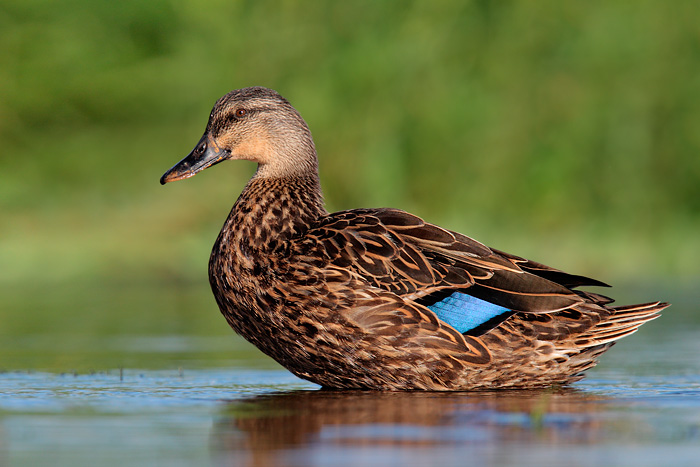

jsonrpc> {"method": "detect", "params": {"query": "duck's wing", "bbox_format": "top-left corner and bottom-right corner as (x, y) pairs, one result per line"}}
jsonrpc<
(304, 208), (606, 316)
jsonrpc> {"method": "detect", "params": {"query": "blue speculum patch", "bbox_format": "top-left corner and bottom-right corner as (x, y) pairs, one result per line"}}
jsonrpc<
(427, 291), (512, 334)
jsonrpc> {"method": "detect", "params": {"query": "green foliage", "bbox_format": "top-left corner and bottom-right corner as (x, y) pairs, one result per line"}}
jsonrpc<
(1, 1), (698, 356)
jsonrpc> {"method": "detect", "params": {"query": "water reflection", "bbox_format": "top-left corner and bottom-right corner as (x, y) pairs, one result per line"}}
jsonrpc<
(212, 389), (612, 466)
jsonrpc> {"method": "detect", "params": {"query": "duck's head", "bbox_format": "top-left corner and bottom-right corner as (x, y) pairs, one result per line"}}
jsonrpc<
(160, 87), (317, 185)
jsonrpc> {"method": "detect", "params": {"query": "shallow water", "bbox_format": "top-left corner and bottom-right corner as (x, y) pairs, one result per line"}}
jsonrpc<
(2, 366), (700, 466)
(1, 284), (699, 466)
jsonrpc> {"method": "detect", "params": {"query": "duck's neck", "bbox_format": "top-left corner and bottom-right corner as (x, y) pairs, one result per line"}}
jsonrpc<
(213, 174), (326, 265)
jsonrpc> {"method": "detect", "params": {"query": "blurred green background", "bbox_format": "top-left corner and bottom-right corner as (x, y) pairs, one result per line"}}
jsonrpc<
(1, 1), (698, 371)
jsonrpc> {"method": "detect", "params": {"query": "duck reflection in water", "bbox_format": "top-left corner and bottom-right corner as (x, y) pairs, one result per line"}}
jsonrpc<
(211, 389), (621, 466)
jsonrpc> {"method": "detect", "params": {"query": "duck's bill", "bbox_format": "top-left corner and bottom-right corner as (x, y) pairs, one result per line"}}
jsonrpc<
(160, 134), (228, 184)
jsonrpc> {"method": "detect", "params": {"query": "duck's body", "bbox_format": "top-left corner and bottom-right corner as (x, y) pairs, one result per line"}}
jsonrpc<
(161, 87), (667, 390)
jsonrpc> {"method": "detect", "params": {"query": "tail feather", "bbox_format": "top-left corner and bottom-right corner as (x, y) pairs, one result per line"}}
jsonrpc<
(575, 301), (668, 348)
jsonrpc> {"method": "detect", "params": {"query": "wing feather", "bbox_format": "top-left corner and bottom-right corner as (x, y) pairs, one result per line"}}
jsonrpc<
(308, 208), (585, 317)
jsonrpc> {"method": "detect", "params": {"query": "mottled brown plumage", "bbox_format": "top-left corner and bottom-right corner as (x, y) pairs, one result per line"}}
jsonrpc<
(160, 86), (668, 390)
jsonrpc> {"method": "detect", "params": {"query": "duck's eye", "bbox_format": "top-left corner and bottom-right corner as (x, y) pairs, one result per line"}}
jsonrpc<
(235, 109), (247, 118)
